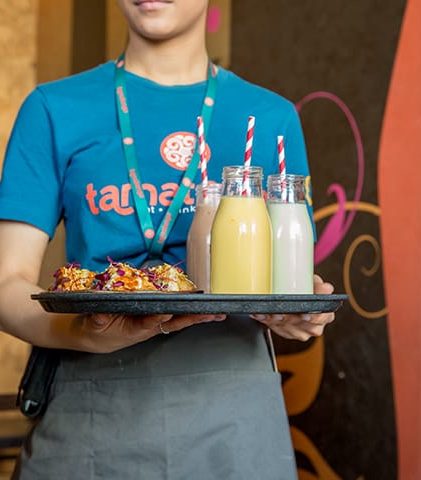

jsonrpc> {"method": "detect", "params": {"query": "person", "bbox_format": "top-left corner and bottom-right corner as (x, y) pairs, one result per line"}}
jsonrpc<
(0, 0), (335, 478)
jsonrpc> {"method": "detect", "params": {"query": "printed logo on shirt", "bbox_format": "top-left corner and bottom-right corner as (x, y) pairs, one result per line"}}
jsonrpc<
(160, 131), (211, 171)
(85, 181), (197, 217)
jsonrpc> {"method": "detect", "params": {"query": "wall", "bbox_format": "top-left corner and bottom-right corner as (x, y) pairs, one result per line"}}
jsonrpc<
(379, 1), (421, 478)
(0, 1), (38, 475)
(0, 0), (38, 394)
(230, 1), (419, 479)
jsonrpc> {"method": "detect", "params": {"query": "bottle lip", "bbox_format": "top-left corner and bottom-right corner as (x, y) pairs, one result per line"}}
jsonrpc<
(196, 183), (222, 194)
(267, 173), (305, 182)
(222, 165), (263, 178)
(267, 173), (305, 187)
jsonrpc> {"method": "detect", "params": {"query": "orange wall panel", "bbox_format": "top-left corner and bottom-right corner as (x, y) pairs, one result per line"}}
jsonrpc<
(379, 1), (421, 478)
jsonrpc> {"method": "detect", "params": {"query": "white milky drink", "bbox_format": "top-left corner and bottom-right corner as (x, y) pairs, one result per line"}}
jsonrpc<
(267, 175), (314, 294)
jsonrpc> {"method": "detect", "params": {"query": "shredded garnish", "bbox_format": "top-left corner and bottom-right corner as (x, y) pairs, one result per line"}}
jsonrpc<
(50, 260), (196, 292)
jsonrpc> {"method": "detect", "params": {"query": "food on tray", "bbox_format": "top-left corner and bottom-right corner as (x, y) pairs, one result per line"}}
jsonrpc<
(50, 263), (96, 292)
(146, 264), (197, 292)
(94, 260), (157, 292)
(49, 260), (197, 292)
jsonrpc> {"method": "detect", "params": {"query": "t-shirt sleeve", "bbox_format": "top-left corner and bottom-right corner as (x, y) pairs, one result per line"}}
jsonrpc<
(284, 105), (316, 240)
(0, 88), (63, 238)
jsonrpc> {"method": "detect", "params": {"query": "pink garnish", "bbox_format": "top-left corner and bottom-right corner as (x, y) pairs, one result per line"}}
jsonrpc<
(171, 260), (185, 270)
(95, 272), (110, 282)
(106, 256), (117, 265)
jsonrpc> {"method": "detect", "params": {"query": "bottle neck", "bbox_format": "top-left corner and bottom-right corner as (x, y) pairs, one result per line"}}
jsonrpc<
(221, 166), (264, 198)
(267, 174), (307, 204)
(196, 184), (222, 207)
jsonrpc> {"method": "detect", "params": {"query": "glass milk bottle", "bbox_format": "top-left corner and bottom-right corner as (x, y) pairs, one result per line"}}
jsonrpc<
(267, 174), (314, 294)
(211, 166), (272, 294)
(187, 184), (222, 292)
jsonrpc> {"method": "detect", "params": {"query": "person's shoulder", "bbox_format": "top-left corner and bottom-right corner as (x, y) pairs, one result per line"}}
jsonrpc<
(219, 68), (296, 116)
(35, 62), (115, 105)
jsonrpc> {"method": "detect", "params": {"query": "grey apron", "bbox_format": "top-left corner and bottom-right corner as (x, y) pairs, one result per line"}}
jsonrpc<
(14, 316), (297, 479)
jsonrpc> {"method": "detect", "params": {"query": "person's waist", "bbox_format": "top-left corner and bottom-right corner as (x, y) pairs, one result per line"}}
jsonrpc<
(56, 316), (273, 382)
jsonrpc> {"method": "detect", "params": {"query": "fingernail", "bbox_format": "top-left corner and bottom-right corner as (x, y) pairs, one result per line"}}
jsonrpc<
(215, 315), (226, 321)
(302, 314), (311, 321)
(202, 315), (223, 322)
(93, 318), (107, 327)
(252, 314), (266, 321)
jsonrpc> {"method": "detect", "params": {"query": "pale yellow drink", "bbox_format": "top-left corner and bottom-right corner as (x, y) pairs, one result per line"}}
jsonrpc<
(211, 167), (272, 294)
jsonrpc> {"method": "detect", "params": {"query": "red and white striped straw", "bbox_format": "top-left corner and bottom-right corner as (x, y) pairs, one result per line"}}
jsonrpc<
(197, 116), (208, 196)
(242, 116), (256, 195)
(277, 135), (286, 178)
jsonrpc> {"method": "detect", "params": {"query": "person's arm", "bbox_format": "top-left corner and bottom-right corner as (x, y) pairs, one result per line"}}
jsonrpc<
(0, 221), (225, 353)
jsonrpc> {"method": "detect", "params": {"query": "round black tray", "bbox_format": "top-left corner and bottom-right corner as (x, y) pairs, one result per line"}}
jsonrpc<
(32, 291), (347, 315)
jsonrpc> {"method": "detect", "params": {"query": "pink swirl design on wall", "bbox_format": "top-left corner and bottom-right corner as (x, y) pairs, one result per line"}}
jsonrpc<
(207, 6), (221, 33)
(296, 92), (365, 265)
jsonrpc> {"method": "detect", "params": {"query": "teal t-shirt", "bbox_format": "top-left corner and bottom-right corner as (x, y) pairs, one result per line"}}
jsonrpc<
(0, 62), (312, 271)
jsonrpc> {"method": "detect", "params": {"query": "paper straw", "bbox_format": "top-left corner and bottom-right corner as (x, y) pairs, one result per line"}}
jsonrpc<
(242, 116), (256, 195)
(197, 116), (208, 196)
(277, 135), (286, 178)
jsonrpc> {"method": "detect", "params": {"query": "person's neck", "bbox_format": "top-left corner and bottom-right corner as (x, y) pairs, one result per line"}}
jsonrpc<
(124, 29), (209, 86)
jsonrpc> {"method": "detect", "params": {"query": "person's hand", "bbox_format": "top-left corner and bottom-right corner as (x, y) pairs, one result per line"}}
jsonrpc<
(251, 275), (335, 342)
(73, 313), (227, 354)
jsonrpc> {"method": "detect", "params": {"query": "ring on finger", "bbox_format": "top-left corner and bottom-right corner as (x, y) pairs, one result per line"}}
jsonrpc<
(159, 322), (171, 335)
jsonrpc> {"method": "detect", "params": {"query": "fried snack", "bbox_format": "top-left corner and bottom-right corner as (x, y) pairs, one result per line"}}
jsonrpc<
(50, 260), (197, 293)
(50, 263), (95, 291)
(94, 260), (158, 292)
(146, 263), (197, 292)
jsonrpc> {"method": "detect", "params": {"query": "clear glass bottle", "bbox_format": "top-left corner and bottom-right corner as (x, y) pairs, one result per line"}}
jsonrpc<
(267, 174), (314, 294)
(211, 166), (272, 294)
(187, 183), (222, 292)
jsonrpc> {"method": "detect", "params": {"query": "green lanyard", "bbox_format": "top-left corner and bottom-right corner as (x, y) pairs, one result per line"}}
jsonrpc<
(114, 54), (218, 258)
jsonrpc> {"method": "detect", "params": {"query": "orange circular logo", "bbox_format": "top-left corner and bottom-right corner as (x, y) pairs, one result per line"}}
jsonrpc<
(160, 131), (211, 171)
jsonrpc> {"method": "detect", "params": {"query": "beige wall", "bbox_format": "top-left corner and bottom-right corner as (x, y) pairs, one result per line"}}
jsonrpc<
(107, 0), (127, 60)
(37, 0), (73, 83)
(0, 1), (38, 169)
(37, 0), (71, 288)
(0, 0), (38, 393)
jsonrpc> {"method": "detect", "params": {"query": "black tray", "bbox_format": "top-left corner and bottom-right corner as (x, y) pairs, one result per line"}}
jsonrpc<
(32, 292), (347, 315)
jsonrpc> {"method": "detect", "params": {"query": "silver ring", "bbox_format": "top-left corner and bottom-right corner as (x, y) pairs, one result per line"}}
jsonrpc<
(159, 322), (170, 335)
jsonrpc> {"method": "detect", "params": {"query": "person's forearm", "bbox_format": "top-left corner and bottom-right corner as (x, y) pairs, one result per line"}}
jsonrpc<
(0, 275), (87, 350)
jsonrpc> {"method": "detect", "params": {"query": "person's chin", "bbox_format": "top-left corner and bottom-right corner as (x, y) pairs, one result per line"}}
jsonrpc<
(135, 22), (179, 41)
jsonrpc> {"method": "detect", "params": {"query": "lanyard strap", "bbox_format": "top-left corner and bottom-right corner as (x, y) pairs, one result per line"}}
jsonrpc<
(115, 55), (218, 257)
